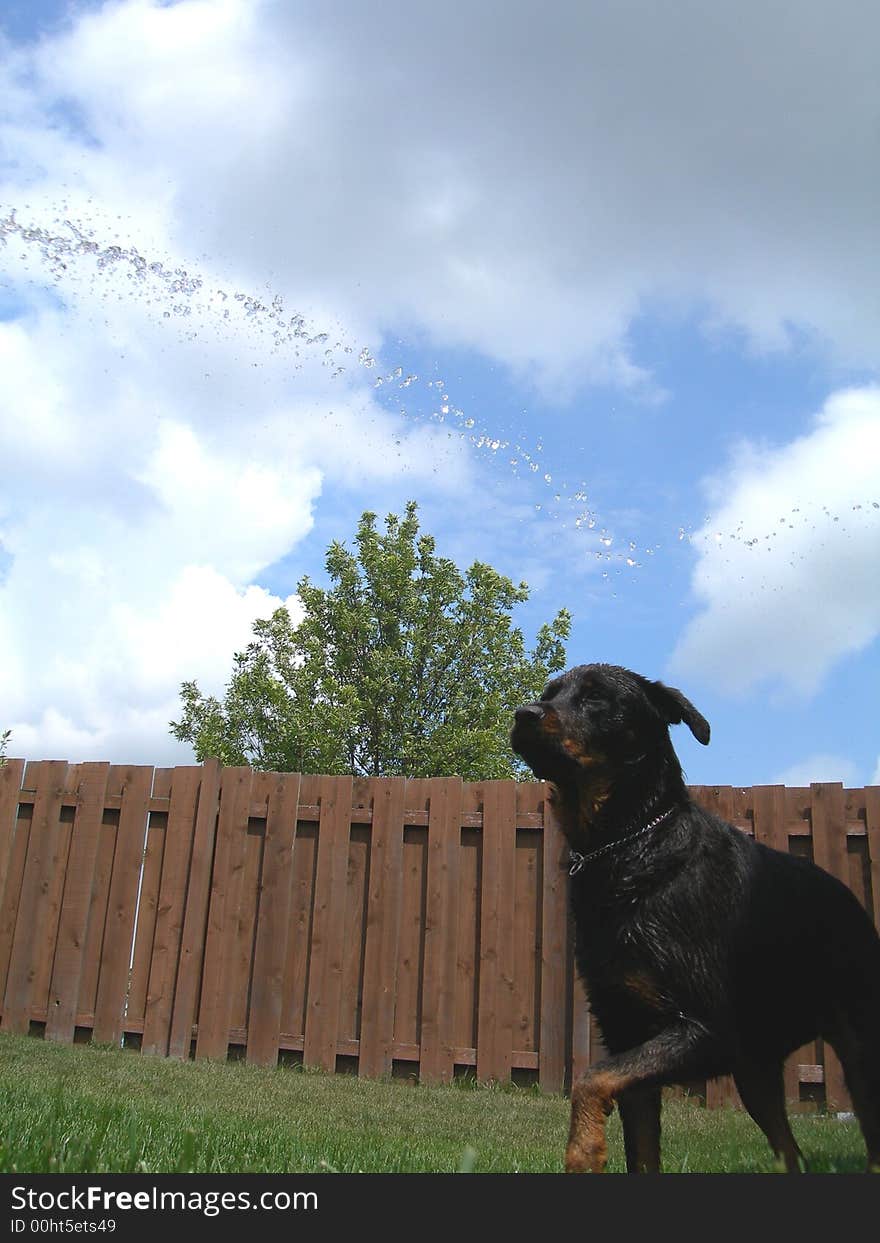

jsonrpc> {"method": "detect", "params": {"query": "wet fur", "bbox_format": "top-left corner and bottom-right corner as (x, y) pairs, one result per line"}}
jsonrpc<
(511, 662), (880, 1173)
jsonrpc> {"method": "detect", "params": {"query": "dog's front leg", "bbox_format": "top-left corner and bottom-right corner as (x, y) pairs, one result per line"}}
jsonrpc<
(618, 1085), (663, 1173)
(566, 1021), (715, 1173)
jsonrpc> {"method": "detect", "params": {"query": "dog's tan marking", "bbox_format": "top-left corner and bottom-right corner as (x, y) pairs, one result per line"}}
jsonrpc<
(621, 972), (664, 1010)
(546, 768), (613, 849)
(566, 1070), (636, 1173)
(579, 779), (612, 822)
(560, 737), (599, 762)
(550, 742), (614, 822)
(538, 710), (562, 735)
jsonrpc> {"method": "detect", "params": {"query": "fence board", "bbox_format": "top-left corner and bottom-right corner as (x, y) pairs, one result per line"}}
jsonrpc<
(455, 786), (482, 1065)
(46, 763), (110, 1043)
(302, 774), (352, 1072)
(2, 761), (69, 1034)
(340, 823), (369, 1048)
(230, 780), (266, 1037)
(359, 778), (406, 1078)
(0, 759), (26, 921)
(196, 766), (254, 1060)
(538, 782), (568, 1092)
(338, 780), (372, 1052)
(246, 771), (301, 1066)
(809, 782), (850, 1110)
(36, 764), (81, 1026)
(127, 769), (171, 1033)
(168, 759), (221, 1059)
(395, 790), (428, 1056)
(513, 818), (540, 1061)
(92, 766), (154, 1045)
(0, 761), (29, 1012)
(476, 781), (517, 1083)
(280, 775), (319, 1048)
(34, 765), (82, 1017)
(142, 766), (202, 1056)
(420, 777), (462, 1084)
(77, 789), (120, 1023)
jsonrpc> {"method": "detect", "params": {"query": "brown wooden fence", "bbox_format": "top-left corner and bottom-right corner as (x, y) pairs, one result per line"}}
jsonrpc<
(0, 759), (877, 1109)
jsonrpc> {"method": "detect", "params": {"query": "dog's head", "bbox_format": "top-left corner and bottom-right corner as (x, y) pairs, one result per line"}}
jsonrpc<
(511, 663), (710, 794)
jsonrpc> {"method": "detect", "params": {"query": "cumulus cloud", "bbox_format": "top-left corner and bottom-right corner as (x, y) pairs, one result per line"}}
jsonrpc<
(5, 0), (880, 394)
(0, 297), (317, 761)
(671, 387), (880, 696)
(0, 270), (473, 761)
(771, 754), (859, 788)
(0, 3), (480, 764)
(4, 571), (303, 765)
(3, 0), (880, 762)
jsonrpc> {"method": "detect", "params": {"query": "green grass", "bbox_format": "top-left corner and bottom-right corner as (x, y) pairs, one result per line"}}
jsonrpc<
(0, 1033), (867, 1173)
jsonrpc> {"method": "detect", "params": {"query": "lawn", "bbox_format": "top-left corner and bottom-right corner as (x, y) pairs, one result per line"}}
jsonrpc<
(0, 1033), (867, 1174)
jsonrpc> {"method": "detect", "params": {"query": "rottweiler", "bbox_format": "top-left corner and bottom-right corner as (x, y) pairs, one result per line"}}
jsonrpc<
(511, 663), (880, 1172)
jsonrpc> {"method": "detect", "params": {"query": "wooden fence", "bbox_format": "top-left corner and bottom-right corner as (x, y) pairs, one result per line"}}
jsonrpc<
(0, 759), (877, 1109)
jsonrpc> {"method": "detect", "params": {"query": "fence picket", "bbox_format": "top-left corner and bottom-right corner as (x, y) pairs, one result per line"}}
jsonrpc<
(142, 766), (202, 1056)
(0, 759), (26, 925)
(2, 761), (69, 1034)
(46, 763), (110, 1043)
(195, 766), (254, 1060)
(302, 774), (352, 1072)
(127, 769), (172, 1032)
(246, 771), (302, 1066)
(537, 782), (567, 1092)
(0, 761), (27, 1009)
(167, 759), (221, 1059)
(476, 781), (517, 1083)
(419, 777), (462, 1084)
(92, 766), (154, 1045)
(359, 778), (406, 1078)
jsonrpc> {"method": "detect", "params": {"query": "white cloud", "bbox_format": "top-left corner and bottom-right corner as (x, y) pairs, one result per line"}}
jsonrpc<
(671, 387), (880, 696)
(0, 318), (317, 760)
(5, 565), (302, 765)
(771, 754), (859, 788)
(0, 219), (472, 767)
(5, 0), (880, 394)
(3, 0), (880, 763)
(0, 273), (473, 760)
(135, 419), (320, 585)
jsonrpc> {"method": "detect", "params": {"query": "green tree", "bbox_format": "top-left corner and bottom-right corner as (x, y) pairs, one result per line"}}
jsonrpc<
(170, 502), (570, 779)
(0, 729), (9, 767)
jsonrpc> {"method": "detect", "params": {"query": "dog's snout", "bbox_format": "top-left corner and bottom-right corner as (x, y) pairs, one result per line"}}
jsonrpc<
(515, 704), (544, 724)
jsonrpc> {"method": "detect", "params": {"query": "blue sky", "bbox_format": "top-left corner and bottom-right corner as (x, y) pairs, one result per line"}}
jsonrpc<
(1, 0), (878, 788)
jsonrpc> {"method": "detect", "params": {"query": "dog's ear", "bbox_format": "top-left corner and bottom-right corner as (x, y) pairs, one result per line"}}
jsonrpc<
(645, 679), (710, 745)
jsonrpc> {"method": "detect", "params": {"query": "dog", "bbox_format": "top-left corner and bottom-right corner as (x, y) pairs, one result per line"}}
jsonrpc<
(511, 663), (880, 1173)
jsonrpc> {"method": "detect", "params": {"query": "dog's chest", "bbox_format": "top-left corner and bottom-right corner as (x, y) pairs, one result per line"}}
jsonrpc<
(571, 883), (685, 1017)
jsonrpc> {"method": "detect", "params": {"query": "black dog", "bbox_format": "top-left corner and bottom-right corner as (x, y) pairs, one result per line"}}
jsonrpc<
(511, 663), (880, 1173)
